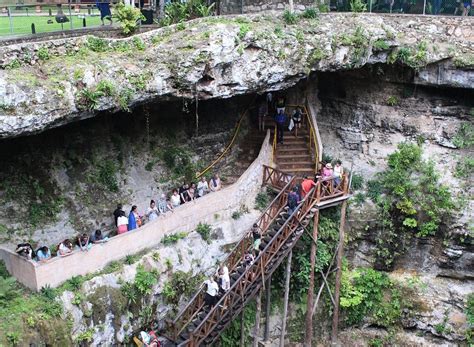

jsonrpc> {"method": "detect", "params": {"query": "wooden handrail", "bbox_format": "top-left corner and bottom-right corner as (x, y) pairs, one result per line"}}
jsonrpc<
(171, 166), (296, 339)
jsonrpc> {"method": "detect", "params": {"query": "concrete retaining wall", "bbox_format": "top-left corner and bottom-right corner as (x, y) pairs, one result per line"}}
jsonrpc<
(0, 131), (272, 291)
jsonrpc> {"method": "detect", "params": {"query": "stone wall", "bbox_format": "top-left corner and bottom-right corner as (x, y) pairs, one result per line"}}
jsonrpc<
(220, 0), (314, 14)
(0, 131), (272, 291)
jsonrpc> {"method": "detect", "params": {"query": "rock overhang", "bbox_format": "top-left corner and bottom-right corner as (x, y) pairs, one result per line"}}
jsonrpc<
(0, 12), (473, 138)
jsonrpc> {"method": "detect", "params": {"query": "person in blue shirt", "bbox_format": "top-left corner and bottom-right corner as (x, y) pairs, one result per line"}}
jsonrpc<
(274, 109), (288, 144)
(36, 246), (51, 263)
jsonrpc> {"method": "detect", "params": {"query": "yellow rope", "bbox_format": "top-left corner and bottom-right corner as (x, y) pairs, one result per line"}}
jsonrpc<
(195, 108), (248, 179)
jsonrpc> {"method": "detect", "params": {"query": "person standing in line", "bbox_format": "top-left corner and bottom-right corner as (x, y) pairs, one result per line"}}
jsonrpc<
(170, 189), (181, 208)
(117, 211), (129, 234)
(35, 246), (51, 262)
(276, 95), (286, 114)
(209, 174), (222, 192)
(146, 200), (159, 222)
(197, 176), (209, 197)
(219, 265), (230, 293)
(301, 175), (316, 198)
(128, 205), (139, 231)
(203, 276), (219, 308)
(113, 203), (124, 227)
(287, 186), (300, 215)
(292, 107), (302, 138)
(275, 109), (287, 145)
(333, 160), (344, 187)
(258, 101), (268, 132)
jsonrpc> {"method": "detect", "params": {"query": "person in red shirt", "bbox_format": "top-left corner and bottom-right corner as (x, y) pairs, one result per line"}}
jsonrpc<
(301, 176), (316, 198)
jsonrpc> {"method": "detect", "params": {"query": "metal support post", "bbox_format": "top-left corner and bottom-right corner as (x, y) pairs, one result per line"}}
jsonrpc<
(68, 1), (73, 30)
(331, 200), (348, 344)
(8, 7), (13, 34)
(280, 250), (292, 347)
(264, 275), (272, 341)
(304, 210), (319, 347)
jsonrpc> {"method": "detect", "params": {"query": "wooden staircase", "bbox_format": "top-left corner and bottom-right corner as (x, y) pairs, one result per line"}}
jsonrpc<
(275, 129), (314, 176)
(167, 167), (350, 346)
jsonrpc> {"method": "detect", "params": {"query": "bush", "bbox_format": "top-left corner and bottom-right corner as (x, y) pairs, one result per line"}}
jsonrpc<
(161, 0), (214, 26)
(96, 80), (115, 97)
(86, 36), (109, 52)
(255, 191), (270, 211)
(351, 173), (364, 190)
(453, 123), (474, 149)
(114, 2), (145, 35)
(283, 10), (298, 25)
(37, 47), (50, 61)
(301, 7), (319, 18)
(350, 0), (367, 12)
(134, 265), (157, 295)
(386, 95), (399, 106)
(161, 232), (187, 246)
(196, 222), (211, 243)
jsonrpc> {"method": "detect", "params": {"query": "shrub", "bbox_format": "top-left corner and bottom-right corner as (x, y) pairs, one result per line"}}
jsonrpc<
(373, 39), (389, 51)
(40, 285), (57, 300)
(196, 222), (211, 243)
(132, 37), (145, 51)
(350, 0), (367, 12)
(77, 88), (103, 111)
(37, 47), (50, 61)
(161, 0), (214, 26)
(255, 191), (270, 211)
(0, 277), (21, 308)
(96, 80), (115, 97)
(238, 23), (250, 40)
(386, 95), (399, 106)
(351, 173), (364, 190)
(283, 10), (298, 25)
(124, 254), (140, 265)
(453, 123), (474, 149)
(134, 265), (157, 295)
(114, 2), (145, 35)
(454, 157), (474, 178)
(161, 232), (187, 246)
(301, 7), (319, 18)
(86, 36), (109, 52)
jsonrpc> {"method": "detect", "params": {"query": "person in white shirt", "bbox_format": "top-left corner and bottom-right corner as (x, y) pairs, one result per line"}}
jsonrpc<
(146, 200), (159, 222)
(209, 174), (222, 192)
(117, 211), (128, 234)
(333, 160), (344, 187)
(197, 176), (209, 197)
(203, 276), (219, 308)
(170, 189), (181, 208)
(219, 266), (230, 292)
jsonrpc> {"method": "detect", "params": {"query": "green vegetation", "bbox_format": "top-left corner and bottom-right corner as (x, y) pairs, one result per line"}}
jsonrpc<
(124, 254), (141, 265)
(453, 54), (474, 69)
(454, 157), (474, 178)
(350, 0), (367, 12)
(466, 293), (474, 343)
(5, 59), (21, 70)
(308, 47), (326, 65)
(367, 143), (453, 269)
(161, 232), (188, 246)
(231, 205), (249, 220)
(452, 122), (474, 149)
(153, 143), (202, 182)
(339, 26), (368, 65)
(254, 190), (271, 211)
(132, 37), (146, 51)
(95, 159), (119, 192)
(283, 10), (298, 25)
(0, 261), (71, 346)
(340, 268), (415, 330)
(237, 23), (250, 40)
(86, 36), (109, 52)
(114, 2), (145, 35)
(351, 173), (364, 190)
(75, 328), (94, 343)
(77, 87), (104, 111)
(134, 265), (158, 295)
(386, 95), (399, 106)
(129, 73), (149, 91)
(301, 7), (319, 19)
(220, 301), (257, 346)
(373, 39), (389, 51)
(0, 15), (102, 37)
(389, 42), (429, 69)
(160, 0), (215, 26)
(196, 222), (211, 243)
(37, 47), (50, 61)
(96, 80), (115, 97)
(162, 270), (204, 305)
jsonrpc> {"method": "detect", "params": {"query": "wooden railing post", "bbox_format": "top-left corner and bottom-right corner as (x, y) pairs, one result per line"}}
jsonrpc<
(304, 210), (319, 347)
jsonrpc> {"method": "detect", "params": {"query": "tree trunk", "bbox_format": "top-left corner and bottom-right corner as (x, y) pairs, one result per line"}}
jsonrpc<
(253, 291), (262, 347)
(331, 201), (348, 343)
(304, 211), (319, 347)
(280, 250), (292, 347)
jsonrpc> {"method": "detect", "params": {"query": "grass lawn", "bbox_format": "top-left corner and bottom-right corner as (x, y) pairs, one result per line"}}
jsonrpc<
(0, 14), (105, 37)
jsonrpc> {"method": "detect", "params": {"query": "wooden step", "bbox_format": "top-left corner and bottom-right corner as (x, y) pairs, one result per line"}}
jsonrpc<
(279, 161), (314, 169)
(276, 153), (312, 160)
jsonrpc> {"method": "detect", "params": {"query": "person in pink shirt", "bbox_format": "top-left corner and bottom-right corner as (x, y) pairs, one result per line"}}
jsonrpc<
(322, 163), (334, 178)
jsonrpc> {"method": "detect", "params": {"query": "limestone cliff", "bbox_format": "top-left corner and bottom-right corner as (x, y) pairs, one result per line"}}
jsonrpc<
(0, 13), (473, 138)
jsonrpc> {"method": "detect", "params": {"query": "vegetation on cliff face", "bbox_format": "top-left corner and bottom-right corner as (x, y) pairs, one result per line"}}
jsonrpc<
(361, 143), (455, 270)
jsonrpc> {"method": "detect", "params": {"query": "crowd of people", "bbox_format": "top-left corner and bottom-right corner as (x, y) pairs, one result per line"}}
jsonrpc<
(14, 173), (223, 263)
(258, 93), (304, 143)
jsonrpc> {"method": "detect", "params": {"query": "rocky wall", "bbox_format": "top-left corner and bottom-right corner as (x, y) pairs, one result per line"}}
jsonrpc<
(0, 13), (473, 138)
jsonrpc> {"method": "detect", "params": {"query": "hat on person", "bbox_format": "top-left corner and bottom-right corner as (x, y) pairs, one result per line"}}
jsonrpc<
(326, 163), (333, 169)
